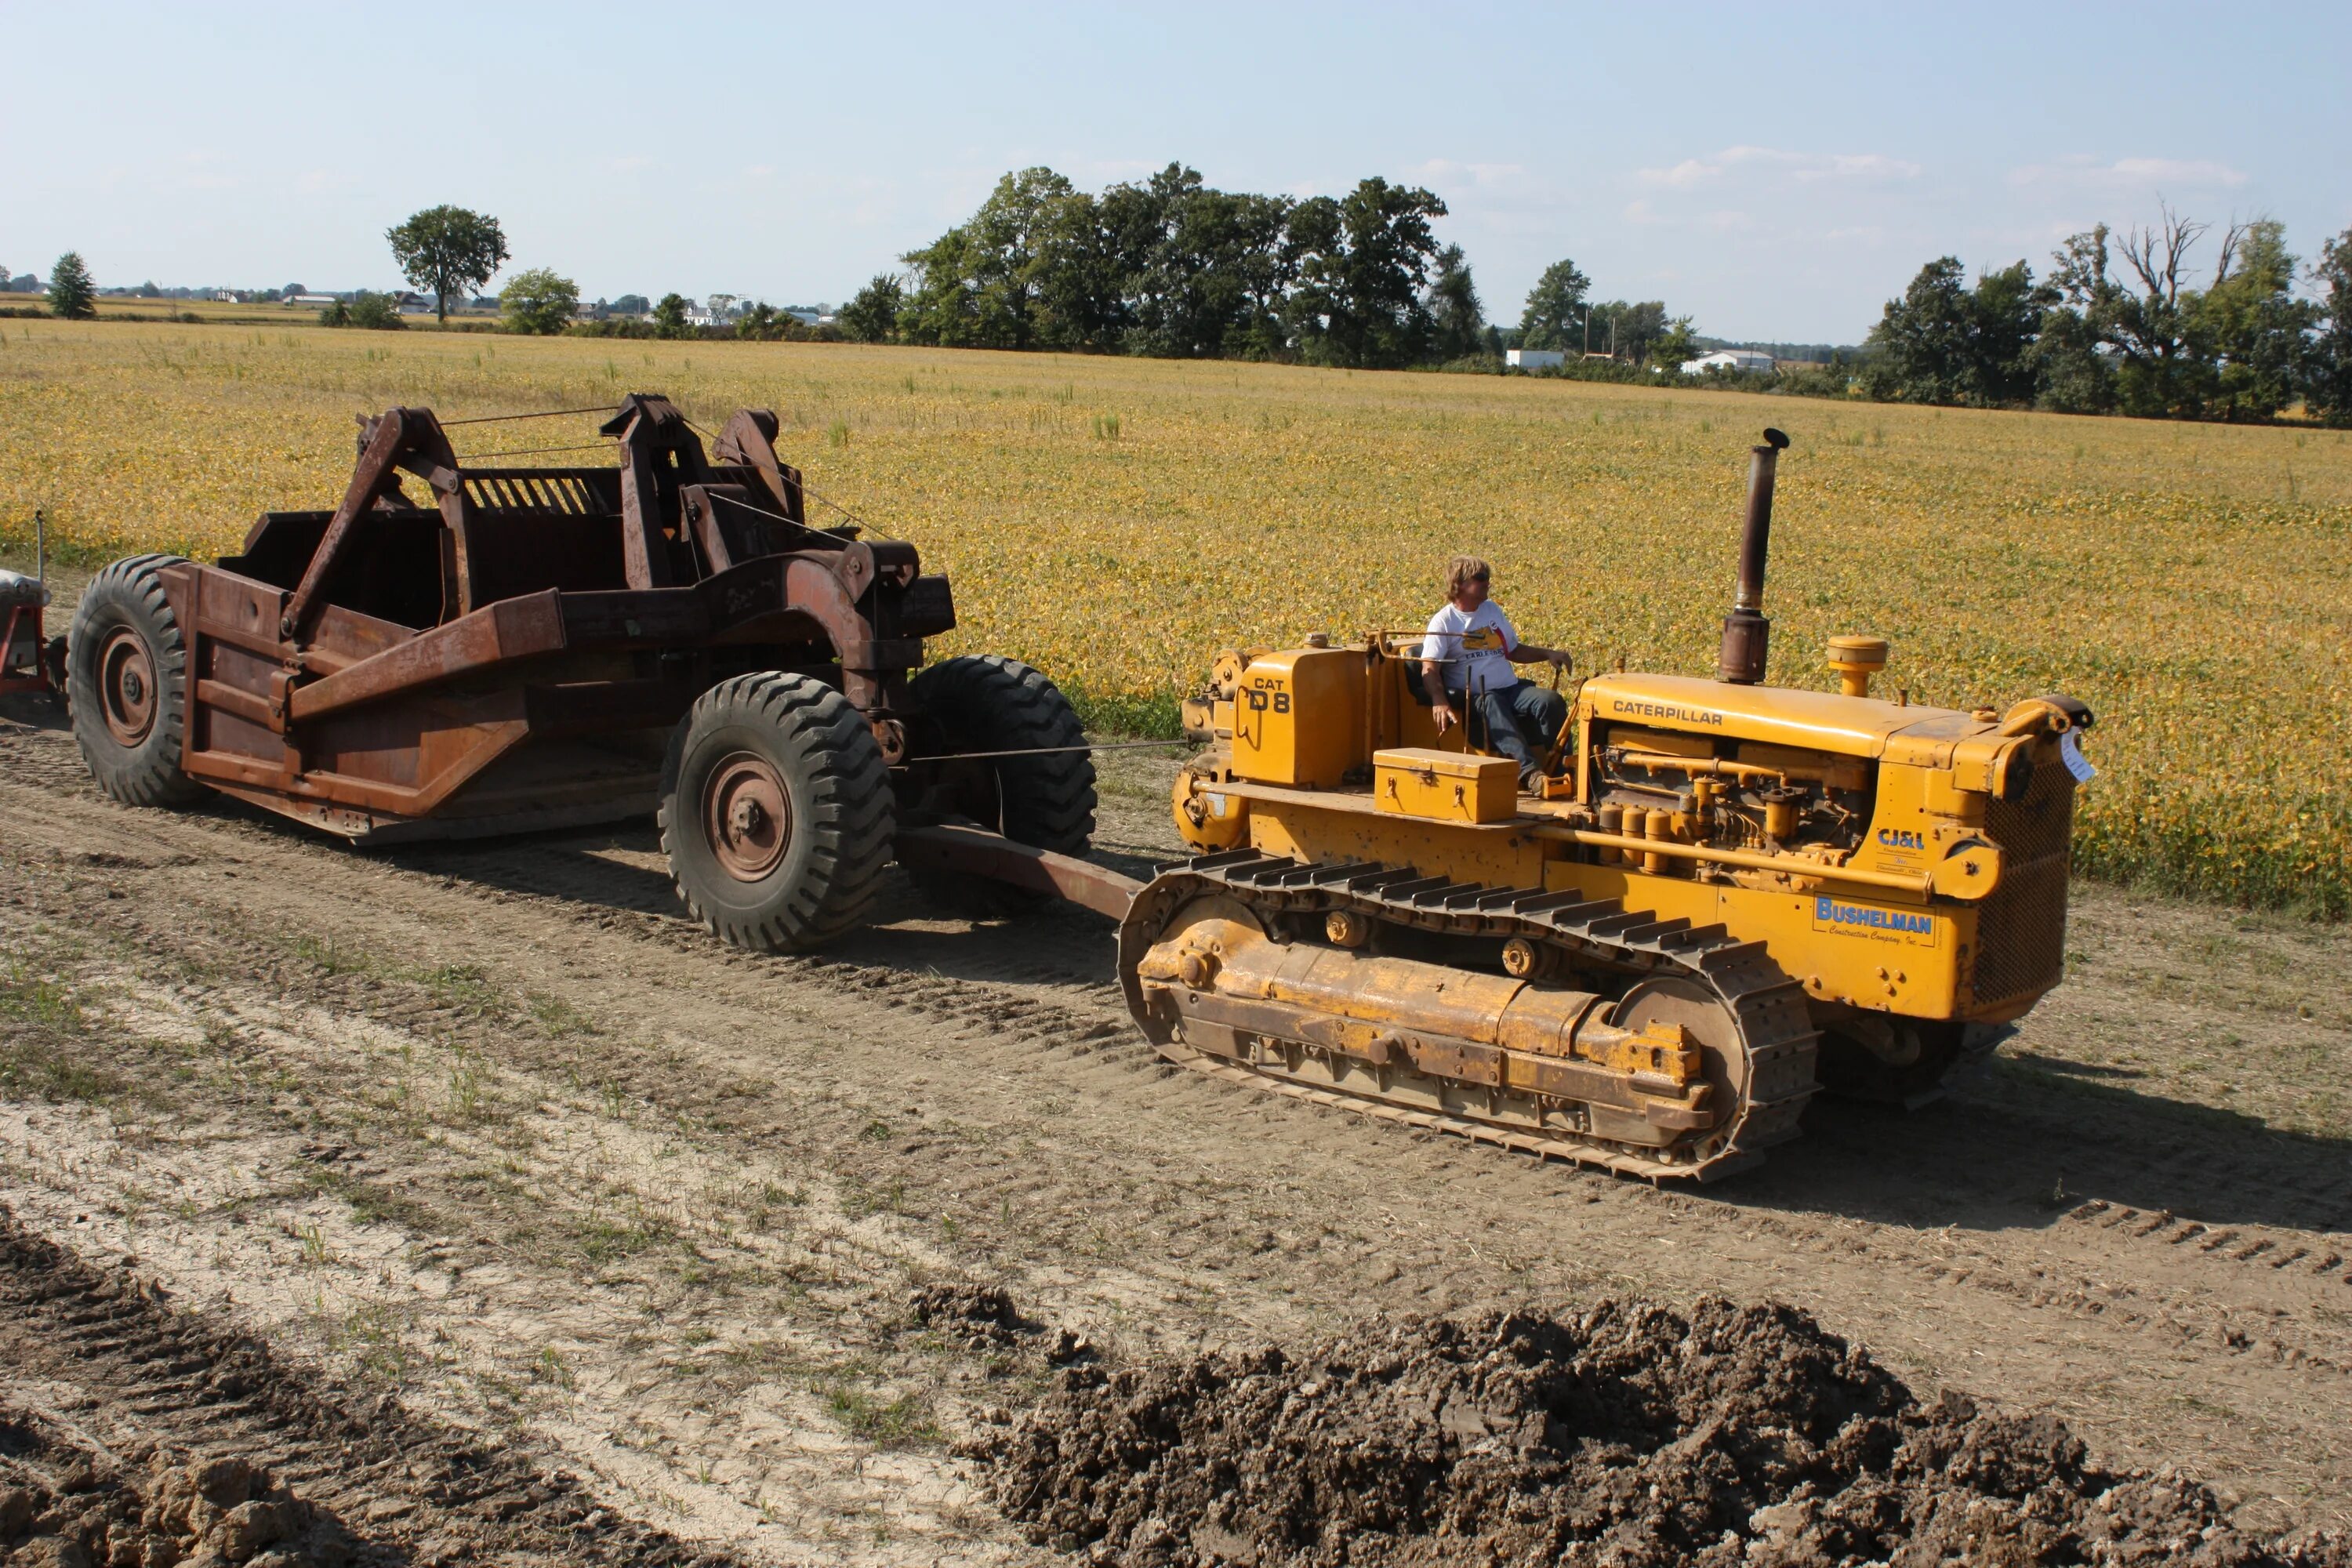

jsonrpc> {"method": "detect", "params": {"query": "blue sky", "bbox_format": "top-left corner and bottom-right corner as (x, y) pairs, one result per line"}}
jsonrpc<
(4, 2), (2343, 343)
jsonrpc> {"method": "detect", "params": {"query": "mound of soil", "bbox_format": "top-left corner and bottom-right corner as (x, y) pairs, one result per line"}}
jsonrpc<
(981, 1298), (2351, 1567)
(913, 1281), (1094, 1367)
(0, 1406), (353, 1566)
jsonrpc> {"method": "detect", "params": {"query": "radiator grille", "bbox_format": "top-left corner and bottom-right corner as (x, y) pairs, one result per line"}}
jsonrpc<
(1984, 744), (2074, 862)
(1972, 749), (2075, 1004)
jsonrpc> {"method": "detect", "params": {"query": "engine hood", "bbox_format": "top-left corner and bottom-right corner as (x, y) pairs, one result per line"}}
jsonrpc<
(1581, 673), (1987, 760)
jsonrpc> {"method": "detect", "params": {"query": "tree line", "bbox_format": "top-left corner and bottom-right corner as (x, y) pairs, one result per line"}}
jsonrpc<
(1861, 209), (2352, 423)
(837, 164), (1466, 366)
(833, 163), (1711, 374)
(23, 182), (2352, 426)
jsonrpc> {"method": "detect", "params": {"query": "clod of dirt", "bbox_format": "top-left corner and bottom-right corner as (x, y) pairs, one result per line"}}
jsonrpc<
(913, 1282), (1095, 1366)
(981, 1298), (2352, 1567)
(0, 1406), (356, 1566)
(913, 1283), (1039, 1348)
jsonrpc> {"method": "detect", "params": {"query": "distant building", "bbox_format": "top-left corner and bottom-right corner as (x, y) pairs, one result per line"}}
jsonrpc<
(397, 293), (437, 315)
(1506, 348), (1566, 370)
(1680, 349), (1776, 376)
(288, 294), (340, 309)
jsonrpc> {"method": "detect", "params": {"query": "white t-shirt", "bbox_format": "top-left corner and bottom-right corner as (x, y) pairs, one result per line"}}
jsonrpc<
(1423, 601), (1518, 695)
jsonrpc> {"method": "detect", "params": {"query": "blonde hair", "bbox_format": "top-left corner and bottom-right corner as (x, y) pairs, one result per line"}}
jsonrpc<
(1445, 555), (1492, 598)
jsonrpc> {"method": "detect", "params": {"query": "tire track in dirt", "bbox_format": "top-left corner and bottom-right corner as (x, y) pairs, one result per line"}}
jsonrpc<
(3, 719), (2350, 1531)
(0, 1203), (741, 1567)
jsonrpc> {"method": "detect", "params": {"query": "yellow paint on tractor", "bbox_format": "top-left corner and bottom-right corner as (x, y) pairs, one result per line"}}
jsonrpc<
(1142, 431), (2091, 1178)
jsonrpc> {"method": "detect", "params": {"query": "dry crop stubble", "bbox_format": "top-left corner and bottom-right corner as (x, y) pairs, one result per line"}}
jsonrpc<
(2, 321), (2347, 914)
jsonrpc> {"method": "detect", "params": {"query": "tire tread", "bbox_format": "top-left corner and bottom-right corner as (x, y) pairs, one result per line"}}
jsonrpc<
(909, 655), (1096, 853)
(67, 554), (207, 809)
(659, 672), (895, 952)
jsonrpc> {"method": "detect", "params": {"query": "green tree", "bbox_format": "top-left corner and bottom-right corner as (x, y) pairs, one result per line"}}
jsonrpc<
(1966, 261), (2049, 405)
(45, 251), (95, 320)
(839, 274), (905, 343)
(652, 292), (690, 339)
(2194, 220), (2315, 421)
(2308, 227), (2352, 427)
(1117, 165), (1292, 359)
(1587, 299), (1669, 362)
(318, 291), (405, 330)
(2031, 227), (2118, 413)
(735, 301), (781, 340)
(610, 293), (651, 316)
(1425, 245), (1486, 361)
(1284, 176), (1448, 368)
(1864, 256), (2047, 405)
(348, 291), (404, 329)
(386, 205), (509, 324)
(898, 168), (1103, 350)
(1651, 316), (1700, 371)
(1864, 257), (1973, 402)
(499, 267), (579, 335)
(2047, 208), (2222, 418)
(1517, 258), (1591, 351)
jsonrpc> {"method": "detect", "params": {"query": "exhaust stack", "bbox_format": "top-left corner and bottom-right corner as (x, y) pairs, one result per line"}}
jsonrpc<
(1716, 427), (1790, 684)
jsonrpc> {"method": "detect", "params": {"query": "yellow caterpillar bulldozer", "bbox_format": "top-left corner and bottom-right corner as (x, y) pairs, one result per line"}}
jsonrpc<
(1124, 430), (2093, 1180)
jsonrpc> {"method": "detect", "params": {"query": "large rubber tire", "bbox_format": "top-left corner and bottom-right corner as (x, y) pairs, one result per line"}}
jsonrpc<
(909, 655), (1097, 852)
(67, 554), (209, 808)
(659, 673), (895, 952)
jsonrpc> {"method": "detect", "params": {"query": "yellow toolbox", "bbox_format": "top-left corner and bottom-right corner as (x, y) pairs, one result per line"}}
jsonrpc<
(1374, 747), (1519, 824)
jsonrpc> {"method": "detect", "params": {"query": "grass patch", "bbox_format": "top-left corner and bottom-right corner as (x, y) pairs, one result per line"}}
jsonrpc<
(289, 934), (377, 976)
(0, 961), (130, 1105)
(816, 1376), (940, 1450)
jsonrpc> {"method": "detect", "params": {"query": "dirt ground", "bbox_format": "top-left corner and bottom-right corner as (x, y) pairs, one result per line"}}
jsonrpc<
(2, 564), (2348, 1563)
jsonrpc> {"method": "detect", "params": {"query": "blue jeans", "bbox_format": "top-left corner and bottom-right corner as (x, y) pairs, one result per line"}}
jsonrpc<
(1461, 679), (1570, 784)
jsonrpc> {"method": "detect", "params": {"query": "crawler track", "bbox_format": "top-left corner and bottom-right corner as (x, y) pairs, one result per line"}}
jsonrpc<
(1119, 850), (1820, 1180)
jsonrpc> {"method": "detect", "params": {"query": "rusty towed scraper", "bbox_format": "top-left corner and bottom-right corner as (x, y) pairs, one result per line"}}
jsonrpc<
(65, 394), (1106, 950)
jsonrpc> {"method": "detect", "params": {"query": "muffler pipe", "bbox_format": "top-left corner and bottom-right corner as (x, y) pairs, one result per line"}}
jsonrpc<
(1716, 427), (1790, 684)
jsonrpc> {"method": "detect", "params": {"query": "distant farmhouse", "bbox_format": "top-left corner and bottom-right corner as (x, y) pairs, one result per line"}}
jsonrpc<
(1505, 348), (1565, 370)
(1680, 348), (1777, 376)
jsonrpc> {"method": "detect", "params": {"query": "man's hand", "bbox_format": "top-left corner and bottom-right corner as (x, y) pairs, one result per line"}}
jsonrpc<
(1432, 700), (1457, 735)
(1506, 641), (1573, 672)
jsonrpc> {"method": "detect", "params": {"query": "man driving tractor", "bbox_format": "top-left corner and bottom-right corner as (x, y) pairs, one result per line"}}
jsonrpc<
(1421, 554), (1571, 791)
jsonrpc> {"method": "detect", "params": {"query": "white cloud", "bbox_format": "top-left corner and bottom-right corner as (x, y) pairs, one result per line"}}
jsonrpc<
(2008, 154), (2248, 189)
(1406, 158), (1530, 190)
(1642, 147), (1919, 186)
(1805, 153), (1922, 182)
(1639, 158), (1722, 188)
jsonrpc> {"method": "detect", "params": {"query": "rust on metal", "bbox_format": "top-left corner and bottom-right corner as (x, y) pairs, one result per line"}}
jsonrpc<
(704, 753), (793, 881)
(125, 393), (963, 844)
(895, 824), (1143, 921)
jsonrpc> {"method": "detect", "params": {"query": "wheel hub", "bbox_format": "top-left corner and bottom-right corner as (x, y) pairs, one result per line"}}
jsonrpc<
(703, 753), (792, 881)
(98, 628), (158, 746)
